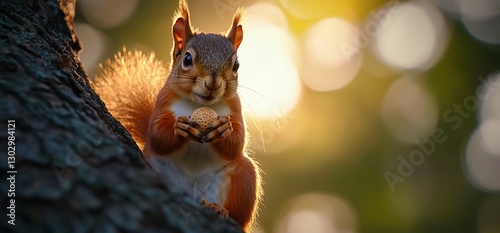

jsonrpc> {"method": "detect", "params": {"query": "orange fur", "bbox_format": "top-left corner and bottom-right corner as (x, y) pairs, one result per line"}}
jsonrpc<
(92, 49), (165, 149)
(142, 85), (187, 157)
(225, 156), (262, 232)
(211, 97), (245, 161)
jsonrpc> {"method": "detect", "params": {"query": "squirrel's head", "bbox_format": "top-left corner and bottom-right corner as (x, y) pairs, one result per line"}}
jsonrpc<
(167, 0), (243, 105)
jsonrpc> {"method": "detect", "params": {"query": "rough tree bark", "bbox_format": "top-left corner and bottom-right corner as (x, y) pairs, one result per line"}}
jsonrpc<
(0, 1), (242, 232)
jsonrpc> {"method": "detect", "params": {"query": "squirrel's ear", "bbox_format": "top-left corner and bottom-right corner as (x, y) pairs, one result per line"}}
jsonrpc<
(172, 0), (193, 56)
(226, 8), (244, 51)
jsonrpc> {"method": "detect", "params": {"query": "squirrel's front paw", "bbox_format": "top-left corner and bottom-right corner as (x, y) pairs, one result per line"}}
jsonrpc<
(201, 116), (233, 143)
(174, 116), (204, 142)
(202, 199), (229, 218)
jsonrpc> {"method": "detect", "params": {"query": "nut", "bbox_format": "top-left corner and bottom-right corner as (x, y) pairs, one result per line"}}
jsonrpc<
(190, 107), (218, 133)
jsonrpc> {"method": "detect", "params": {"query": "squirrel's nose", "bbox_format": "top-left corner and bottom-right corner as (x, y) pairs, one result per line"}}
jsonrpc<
(204, 80), (222, 91)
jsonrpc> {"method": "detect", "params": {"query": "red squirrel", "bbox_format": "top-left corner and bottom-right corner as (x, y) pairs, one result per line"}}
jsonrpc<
(93, 0), (262, 232)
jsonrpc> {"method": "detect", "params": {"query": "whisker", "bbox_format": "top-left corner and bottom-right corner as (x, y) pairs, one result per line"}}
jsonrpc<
(237, 84), (259, 94)
(238, 94), (266, 152)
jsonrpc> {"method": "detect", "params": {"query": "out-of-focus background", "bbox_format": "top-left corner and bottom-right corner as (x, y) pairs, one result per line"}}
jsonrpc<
(75, 0), (500, 232)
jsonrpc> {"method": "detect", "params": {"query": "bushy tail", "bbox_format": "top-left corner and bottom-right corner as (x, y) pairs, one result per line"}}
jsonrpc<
(92, 49), (166, 149)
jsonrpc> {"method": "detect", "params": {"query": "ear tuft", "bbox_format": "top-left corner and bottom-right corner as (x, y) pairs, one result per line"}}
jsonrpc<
(172, 0), (193, 57)
(226, 7), (245, 51)
(232, 7), (245, 27)
(175, 0), (190, 22)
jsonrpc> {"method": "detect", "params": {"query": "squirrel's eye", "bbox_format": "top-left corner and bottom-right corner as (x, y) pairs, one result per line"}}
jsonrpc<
(183, 52), (193, 67)
(232, 59), (239, 72)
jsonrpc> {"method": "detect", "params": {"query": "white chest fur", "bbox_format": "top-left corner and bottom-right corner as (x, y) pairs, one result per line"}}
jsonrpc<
(148, 98), (232, 205)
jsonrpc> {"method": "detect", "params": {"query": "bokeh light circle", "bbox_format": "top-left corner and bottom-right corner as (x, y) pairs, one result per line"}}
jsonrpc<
(302, 18), (362, 92)
(464, 127), (500, 192)
(279, 0), (335, 19)
(463, 15), (500, 45)
(458, 0), (500, 21)
(305, 18), (359, 68)
(478, 119), (500, 156)
(79, 0), (139, 29)
(274, 193), (358, 233)
(372, 1), (448, 70)
(381, 77), (439, 144)
(479, 72), (500, 121)
(75, 23), (110, 76)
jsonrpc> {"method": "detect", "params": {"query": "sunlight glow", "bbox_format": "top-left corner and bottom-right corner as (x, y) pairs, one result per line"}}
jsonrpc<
(302, 18), (362, 92)
(238, 3), (302, 119)
(372, 2), (448, 70)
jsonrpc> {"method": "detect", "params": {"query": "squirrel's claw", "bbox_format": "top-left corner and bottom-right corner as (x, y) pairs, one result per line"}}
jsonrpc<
(202, 199), (229, 218)
(202, 116), (232, 143)
(175, 116), (204, 142)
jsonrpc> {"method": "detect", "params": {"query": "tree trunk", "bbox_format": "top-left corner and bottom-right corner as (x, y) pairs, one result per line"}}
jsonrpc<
(0, 1), (242, 232)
